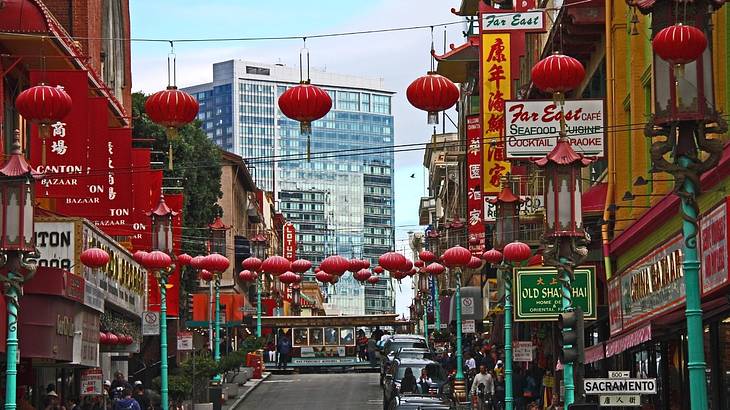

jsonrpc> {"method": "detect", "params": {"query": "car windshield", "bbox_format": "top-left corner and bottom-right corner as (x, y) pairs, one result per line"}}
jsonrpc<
(387, 341), (427, 355)
(395, 363), (446, 382)
(397, 351), (433, 360)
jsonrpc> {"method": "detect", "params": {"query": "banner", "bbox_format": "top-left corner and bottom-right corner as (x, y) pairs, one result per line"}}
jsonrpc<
(466, 115), (485, 255)
(480, 33), (511, 194)
(283, 222), (297, 261)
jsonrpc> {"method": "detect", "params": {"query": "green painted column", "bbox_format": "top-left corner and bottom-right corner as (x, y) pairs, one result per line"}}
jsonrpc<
(455, 270), (464, 382)
(256, 277), (262, 338)
(423, 296), (429, 342)
(213, 277), (222, 382)
(679, 156), (708, 410)
(503, 265), (514, 410)
(559, 258), (574, 410)
(4, 270), (20, 410)
(159, 276), (169, 410)
(433, 276), (441, 331)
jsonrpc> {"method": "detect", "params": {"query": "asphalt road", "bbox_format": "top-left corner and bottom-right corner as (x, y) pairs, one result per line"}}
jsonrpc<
(238, 372), (383, 410)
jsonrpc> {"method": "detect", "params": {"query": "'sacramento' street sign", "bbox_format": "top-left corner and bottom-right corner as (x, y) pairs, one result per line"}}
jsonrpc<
(513, 266), (596, 321)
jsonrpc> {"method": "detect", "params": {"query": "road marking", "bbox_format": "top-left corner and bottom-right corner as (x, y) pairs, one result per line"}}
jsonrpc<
(262, 379), (298, 383)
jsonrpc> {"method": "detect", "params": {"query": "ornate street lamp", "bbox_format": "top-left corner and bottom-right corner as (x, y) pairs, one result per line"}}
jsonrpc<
(0, 134), (42, 410)
(440, 245), (472, 402)
(420, 250), (440, 331)
(417, 270), (430, 340)
(201, 252), (230, 382)
(145, 194), (178, 410)
(248, 234), (268, 337)
(208, 216), (230, 255)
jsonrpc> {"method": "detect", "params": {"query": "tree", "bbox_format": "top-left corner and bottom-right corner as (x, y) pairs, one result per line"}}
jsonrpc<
(132, 92), (223, 306)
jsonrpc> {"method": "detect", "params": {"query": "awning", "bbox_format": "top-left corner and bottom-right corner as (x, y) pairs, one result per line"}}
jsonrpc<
(582, 182), (607, 214)
(0, 0), (48, 32)
(584, 342), (605, 364)
(433, 36), (480, 83)
(605, 323), (652, 358)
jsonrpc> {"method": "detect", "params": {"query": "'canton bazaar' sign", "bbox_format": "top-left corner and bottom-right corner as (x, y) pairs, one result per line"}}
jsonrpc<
(480, 33), (511, 194)
(513, 266), (596, 321)
(504, 99), (605, 158)
(481, 11), (545, 32)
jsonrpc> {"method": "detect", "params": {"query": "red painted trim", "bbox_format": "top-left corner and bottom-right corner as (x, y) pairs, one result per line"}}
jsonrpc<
(610, 142), (730, 255)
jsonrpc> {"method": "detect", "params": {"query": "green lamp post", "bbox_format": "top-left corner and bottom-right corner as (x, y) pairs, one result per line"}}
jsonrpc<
(0, 135), (42, 410)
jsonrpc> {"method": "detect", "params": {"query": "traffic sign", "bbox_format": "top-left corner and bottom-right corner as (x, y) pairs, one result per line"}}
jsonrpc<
(177, 331), (193, 351)
(598, 395), (641, 407)
(608, 371), (630, 379)
(239, 306), (257, 314)
(584, 378), (656, 395)
(142, 311), (160, 336)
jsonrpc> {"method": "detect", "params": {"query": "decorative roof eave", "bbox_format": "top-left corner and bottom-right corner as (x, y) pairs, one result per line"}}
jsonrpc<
(534, 138), (593, 167)
(146, 194), (179, 217)
(432, 36), (480, 83)
(208, 216), (231, 231)
(488, 184), (521, 204)
(451, 0), (480, 16)
(627, 0), (726, 15)
(0, 131), (43, 180)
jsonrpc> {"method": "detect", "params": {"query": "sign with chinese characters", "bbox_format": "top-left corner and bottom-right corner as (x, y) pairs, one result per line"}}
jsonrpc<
(700, 198), (729, 296)
(484, 194), (543, 222)
(283, 222), (297, 261)
(481, 11), (545, 32)
(504, 99), (605, 158)
(513, 266), (596, 321)
(466, 115), (486, 255)
(599, 395), (642, 407)
(480, 33), (511, 194)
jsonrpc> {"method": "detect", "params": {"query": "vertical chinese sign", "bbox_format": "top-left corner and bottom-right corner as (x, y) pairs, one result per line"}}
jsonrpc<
(480, 33), (511, 195)
(466, 115), (485, 255)
(283, 222), (297, 261)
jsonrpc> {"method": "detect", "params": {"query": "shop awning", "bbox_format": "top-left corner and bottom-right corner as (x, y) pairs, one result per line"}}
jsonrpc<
(433, 36), (480, 83)
(582, 182), (607, 214)
(0, 0), (49, 32)
(605, 323), (652, 358)
(584, 342), (605, 364)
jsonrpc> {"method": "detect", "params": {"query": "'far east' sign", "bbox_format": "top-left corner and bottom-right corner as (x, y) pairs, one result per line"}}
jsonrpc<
(481, 11), (545, 32)
(514, 266), (596, 321)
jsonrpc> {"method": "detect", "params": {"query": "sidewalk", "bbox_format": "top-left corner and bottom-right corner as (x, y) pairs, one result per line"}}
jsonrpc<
(221, 371), (271, 410)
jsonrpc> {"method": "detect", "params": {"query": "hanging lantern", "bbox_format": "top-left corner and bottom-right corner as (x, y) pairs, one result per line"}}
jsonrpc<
(530, 52), (585, 95)
(331, 275), (339, 285)
(133, 251), (148, 265)
(199, 269), (213, 282)
(489, 184), (521, 251)
(190, 255), (206, 270)
(177, 253), (192, 266)
(239, 270), (257, 282)
(202, 253), (229, 273)
(291, 259), (312, 274)
(15, 84), (72, 164)
(99, 332), (109, 345)
(425, 263), (445, 276)
(468, 236), (480, 246)
(278, 82), (332, 160)
(379, 252), (407, 273)
(292, 274), (302, 284)
(441, 246), (472, 269)
(144, 87), (199, 137)
(348, 259), (362, 273)
(242, 257), (263, 272)
(533, 139), (592, 238)
(403, 259), (414, 272)
(315, 271), (333, 284)
(354, 269), (372, 282)
(652, 24), (707, 65)
(503, 241), (532, 263)
(80, 248), (110, 269)
(367, 275), (380, 286)
(418, 274), (430, 293)
(320, 255), (349, 276)
(482, 248), (504, 265)
(146, 194), (178, 254)
(419, 250), (436, 263)
(373, 266), (384, 275)
(406, 72), (460, 124)
(414, 260), (425, 269)
(279, 271), (299, 285)
(107, 333), (119, 345)
(392, 270), (407, 282)
(359, 260), (371, 270)
(261, 256), (291, 276)
(407, 268), (418, 277)
(467, 256), (483, 270)
(142, 250), (172, 271)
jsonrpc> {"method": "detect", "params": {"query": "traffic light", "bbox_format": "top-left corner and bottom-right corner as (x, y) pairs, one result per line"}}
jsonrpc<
(558, 307), (585, 364)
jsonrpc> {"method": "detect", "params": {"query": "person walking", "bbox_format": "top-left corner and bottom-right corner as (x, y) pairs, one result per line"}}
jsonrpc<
(112, 388), (140, 410)
(277, 333), (292, 369)
(470, 365), (495, 408)
(132, 383), (150, 410)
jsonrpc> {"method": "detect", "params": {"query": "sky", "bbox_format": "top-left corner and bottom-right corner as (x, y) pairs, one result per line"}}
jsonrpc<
(130, 1), (465, 317)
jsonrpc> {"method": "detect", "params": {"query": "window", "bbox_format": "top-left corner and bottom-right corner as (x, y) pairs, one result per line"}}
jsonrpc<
(373, 95), (391, 114)
(361, 93), (371, 112)
(101, 0), (125, 102)
(246, 66), (271, 76)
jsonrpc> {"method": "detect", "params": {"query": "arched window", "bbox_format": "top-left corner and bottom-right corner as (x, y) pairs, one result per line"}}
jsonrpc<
(101, 0), (125, 102)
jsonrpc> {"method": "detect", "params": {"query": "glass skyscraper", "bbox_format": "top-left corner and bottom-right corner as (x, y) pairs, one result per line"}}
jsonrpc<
(185, 60), (395, 315)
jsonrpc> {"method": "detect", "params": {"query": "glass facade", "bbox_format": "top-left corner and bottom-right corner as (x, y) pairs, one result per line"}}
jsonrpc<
(186, 62), (395, 315)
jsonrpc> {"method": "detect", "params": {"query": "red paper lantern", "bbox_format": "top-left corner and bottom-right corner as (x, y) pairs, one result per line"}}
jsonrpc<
(107, 333), (119, 345)
(373, 265), (384, 274)
(467, 256), (483, 270)
(320, 255), (349, 276)
(190, 255), (205, 270)
(367, 275), (380, 286)
(414, 260), (425, 269)
(425, 263), (445, 276)
(407, 268), (417, 277)
(360, 260), (371, 269)
(203, 253), (229, 273)
(531, 52), (585, 94)
(407, 72), (459, 124)
(99, 332), (109, 344)
(15, 84), (72, 137)
(354, 269), (372, 282)
(468, 236), (480, 246)
(133, 251), (148, 264)
(442, 246), (472, 268)
(177, 253), (192, 266)
(503, 241), (532, 263)
(279, 271), (299, 285)
(261, 256), (291, 276)
(392, 271), (407, 282)
(291, 259), (312, 274)
(200, 269), (213, 282)
(348, 259), (361, 273)
(316, 271), (333, 284)
(80, 248), (110, 269)
(652, 24), (707, 65)
(527, 253), (543, 266)
(419, 250), (436, 263)
(144, 87), (199, 134)
(124, 335), (134, 345)
(242, 257), (263, 272)
(379, 252), (407, 272)
(331, 275), (339, 285)
(278, 82), (332, 134)
(239, 270), (258, 282)
(293, 274), (302, 284)
(482, 248), (504, 264)
(142, 251), (172, 270)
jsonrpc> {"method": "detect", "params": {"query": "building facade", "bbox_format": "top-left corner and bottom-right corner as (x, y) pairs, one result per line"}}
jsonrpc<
(185, 60), (396, 315)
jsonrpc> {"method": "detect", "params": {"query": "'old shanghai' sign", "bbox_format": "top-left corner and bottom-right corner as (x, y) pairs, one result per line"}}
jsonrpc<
(513, 266), (596, 321)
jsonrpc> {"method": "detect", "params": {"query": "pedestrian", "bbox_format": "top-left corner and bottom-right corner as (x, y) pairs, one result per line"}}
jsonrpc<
(356, 330), (368, 361)
(112, 388), (140, 410)
(371, 326), (384, 341)
(132, 383), (150, 410)
(110, 372), (131, 399)
(266, 339), (276, 363)
(513, 367), (527, 410)
(400, 368), (418, 394)
(277, 332), (292, 369)
(464, 352), (477, 375)
(44, 391), (64, 410)
(66, 398), (80, 410)
(494, 373), (506, 409)
(469, 365), (495, 401)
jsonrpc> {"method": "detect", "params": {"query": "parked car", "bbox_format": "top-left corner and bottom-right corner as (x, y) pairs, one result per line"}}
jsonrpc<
(383, 358), (448, 409)
(379, 335), (429, 385)
(387, 395), (452, 410)
(393, 347), (434, 362)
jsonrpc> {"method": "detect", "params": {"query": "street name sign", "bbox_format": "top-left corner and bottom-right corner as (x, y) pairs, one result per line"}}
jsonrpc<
(598, 395), (641, 407)
(584, 378), (657, 395)
(514, 266), (596, 321)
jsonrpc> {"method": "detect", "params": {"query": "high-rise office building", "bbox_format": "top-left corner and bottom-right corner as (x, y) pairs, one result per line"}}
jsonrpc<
(185, 60), (395, 315)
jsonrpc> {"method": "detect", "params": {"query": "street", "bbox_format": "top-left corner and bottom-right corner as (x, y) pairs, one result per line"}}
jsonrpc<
(239, 373), (382, 409)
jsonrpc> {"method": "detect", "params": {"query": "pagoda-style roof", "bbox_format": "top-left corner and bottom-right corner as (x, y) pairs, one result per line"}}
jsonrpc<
(534, 138), (593, 167)
(0, 132), (42, 180)
(146, 194), (178, 217)
(432, 36), (480, 83)
(488, 184), (521, 204)
(208, 216), (230, 230)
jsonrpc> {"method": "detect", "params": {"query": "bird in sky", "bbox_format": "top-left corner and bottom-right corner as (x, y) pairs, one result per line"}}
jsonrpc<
(410, 174), (415, 178)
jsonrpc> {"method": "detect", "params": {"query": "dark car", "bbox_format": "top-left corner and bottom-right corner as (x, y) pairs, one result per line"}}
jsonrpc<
(383, 358), (448, 409)
(387, 395), (452, 410)
(379, 335), (429, 385)
(394, 347), (434, 361)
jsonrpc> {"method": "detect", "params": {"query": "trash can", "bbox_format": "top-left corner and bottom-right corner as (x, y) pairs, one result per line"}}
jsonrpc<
(208, 384), (223, 410)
